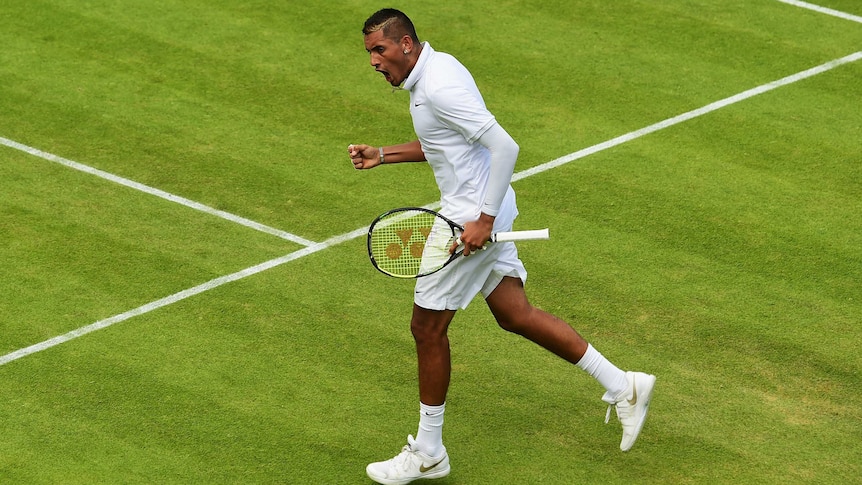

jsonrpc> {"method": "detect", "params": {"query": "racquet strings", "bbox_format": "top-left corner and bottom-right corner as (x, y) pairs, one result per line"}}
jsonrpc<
(369, 209), (456, 277)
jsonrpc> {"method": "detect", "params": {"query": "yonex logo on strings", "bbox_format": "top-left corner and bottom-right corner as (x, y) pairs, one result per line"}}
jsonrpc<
(386, 227), (432, 260)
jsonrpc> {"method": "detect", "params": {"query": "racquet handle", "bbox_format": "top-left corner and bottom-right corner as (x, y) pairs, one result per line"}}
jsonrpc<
(491, 228), (550, 242)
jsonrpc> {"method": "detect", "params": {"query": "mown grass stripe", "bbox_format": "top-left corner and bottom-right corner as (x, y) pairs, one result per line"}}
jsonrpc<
(1, 51), (859, 367)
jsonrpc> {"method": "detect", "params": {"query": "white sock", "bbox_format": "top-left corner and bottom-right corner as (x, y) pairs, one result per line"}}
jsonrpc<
(415, 402), (445, 457)
(576, 344), (629, 403)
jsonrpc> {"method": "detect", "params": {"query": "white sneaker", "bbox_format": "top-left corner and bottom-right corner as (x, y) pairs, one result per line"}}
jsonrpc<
(605, 371), (656, 451)
(366, 435), (450, 485)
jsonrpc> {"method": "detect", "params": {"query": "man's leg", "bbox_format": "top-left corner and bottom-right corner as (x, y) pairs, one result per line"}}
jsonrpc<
(411, 304), (456, 406)
(485, 276), (656, 451)
(484, 276), (591, 364)
(485, 276), (628, 398)
(366, 305), (455, 484)
(411, 304), (455, 457)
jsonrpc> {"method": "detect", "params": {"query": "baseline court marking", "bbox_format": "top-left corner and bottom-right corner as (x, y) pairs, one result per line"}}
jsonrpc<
(513, 52), (862, 182)
(777, 0), (862, 24)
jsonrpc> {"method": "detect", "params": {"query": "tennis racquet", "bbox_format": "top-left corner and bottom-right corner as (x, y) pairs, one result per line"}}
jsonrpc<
(367, 207), (550, 278)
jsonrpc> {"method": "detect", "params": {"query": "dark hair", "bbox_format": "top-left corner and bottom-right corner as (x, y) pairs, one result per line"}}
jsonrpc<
(363, 8), (419, 43)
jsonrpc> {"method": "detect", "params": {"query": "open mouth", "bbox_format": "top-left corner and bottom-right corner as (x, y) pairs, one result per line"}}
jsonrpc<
(377, 69), (393, 84)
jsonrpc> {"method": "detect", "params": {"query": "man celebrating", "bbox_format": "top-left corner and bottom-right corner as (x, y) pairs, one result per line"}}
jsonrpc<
(349, 9), (656, 485)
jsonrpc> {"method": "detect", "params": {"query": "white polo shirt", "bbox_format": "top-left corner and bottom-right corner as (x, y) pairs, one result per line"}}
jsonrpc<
(402, 42), (517, 229)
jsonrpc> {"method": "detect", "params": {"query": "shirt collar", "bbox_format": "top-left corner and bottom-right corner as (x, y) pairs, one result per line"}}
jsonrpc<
(402, 42), (433, 91)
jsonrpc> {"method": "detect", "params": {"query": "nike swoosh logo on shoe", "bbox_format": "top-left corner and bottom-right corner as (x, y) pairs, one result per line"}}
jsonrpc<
(420, 458), (445, 473)
(628, 381), (638, 406)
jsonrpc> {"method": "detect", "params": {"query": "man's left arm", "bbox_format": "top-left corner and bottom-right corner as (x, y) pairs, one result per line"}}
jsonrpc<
(459, 122), (519, 255)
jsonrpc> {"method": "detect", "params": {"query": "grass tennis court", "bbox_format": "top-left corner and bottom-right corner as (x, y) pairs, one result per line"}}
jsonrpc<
(1, 0), (860, 483)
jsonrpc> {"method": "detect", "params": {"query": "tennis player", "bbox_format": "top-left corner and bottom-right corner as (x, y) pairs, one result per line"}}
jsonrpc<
(349, 9), (656, 484)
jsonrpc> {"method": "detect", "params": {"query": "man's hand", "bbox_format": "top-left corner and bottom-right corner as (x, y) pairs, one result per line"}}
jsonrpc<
(451, 213), (495, 256)
(348, 144), (381, 170)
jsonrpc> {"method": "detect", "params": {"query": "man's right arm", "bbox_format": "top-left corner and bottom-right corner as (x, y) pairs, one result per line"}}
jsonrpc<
(348, 140), (425, 169)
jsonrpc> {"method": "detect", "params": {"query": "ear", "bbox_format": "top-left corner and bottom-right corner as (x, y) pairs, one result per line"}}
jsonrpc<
(401, 35), (415, 54)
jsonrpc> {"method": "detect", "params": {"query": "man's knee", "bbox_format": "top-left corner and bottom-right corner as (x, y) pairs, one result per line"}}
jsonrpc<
(495, 306), (534, 335)
(487, 278), (534, 334)
(410, 305), (455, 343)
(411, 318), (438, 341)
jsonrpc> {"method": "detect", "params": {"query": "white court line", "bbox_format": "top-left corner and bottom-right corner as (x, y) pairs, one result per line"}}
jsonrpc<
(514, 51), (862, 181)
(0, 137), (318, 247)
(1, 52), (860, 367)
(776, 0), (862, 24)
(0, 228), (364, 367)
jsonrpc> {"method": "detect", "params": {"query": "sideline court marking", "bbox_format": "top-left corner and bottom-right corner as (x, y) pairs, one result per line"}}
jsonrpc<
(2, 51), (859, 367)
(0, 137), (318, 247)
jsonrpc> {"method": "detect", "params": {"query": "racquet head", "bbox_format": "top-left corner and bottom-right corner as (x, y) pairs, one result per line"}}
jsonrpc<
(367, 207), (461, 278)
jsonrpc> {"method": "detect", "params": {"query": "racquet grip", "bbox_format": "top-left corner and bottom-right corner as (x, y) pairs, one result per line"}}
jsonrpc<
(491, 229), (550, 242)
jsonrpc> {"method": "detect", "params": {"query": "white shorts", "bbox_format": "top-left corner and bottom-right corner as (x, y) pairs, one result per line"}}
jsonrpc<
(413, 240), (527, 311)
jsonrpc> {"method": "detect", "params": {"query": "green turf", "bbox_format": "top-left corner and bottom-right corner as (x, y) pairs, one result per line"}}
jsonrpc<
(1, 0), (860, 483)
